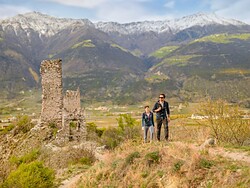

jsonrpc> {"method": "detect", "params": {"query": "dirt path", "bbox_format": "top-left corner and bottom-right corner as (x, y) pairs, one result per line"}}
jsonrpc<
(59, 151), (110, 188)
(59, 173), (84, 188)
(208, 147), (250, 164)
(4, 98), (26, 107)
(175, 141), (250, 165)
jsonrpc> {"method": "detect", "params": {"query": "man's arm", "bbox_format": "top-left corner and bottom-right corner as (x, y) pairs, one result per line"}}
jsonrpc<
(152, 103), (157, 112)
(166, 102), (170, 116)
(166, 102), (170, 122)
(152, 102), (161, 112)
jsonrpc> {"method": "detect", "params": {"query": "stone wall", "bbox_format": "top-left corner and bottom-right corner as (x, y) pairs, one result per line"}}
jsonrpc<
(40, 59), (63, 128)
(64, 88), (81, 114)
(63, 88), (87, 143)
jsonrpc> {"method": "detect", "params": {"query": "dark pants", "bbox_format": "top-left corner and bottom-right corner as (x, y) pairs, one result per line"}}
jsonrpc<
(156, 118), (168, 141)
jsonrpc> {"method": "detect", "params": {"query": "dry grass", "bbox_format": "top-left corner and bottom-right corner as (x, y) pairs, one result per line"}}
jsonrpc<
(1, 101), (249, 187)
(77, 139), (250, 188)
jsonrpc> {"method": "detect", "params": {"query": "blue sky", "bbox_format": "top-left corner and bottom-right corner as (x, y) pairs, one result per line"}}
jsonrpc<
(0, 0), (250, 23)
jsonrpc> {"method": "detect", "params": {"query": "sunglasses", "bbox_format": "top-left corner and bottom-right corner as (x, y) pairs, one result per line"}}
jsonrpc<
(159, 97), (164, 98)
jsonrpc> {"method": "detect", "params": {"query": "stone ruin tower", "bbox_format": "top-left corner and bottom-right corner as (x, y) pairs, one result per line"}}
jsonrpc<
(63, 88), (87, 142)
(40, 59), (86, 144)
(40, 59), (63, 128)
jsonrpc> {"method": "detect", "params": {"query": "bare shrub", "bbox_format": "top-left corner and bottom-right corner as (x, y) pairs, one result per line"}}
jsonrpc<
(199, 99), (250, 146)
(12, 115), (34, 135)
(86, 122), (105, 142)
(40, 146), (96, 170)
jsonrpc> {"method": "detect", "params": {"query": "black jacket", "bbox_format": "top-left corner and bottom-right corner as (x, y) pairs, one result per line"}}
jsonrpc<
(152, 101), (170, 119)
(142, 112), (154, 127)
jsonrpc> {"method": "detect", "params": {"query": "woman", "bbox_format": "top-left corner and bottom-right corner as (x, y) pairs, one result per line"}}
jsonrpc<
(142, 105), (154, 143)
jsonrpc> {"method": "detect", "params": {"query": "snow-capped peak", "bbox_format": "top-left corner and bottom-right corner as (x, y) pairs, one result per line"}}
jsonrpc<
(95, 20), (172, 35)
(95, 12), (247, 35)
(170, 12), (246, 31)
(0, 12), (247, 37)
(0, 12), (93, 37)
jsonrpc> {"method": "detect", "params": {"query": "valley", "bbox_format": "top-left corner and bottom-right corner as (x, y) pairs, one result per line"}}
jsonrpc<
(0, 11), (250, 188)
(0, 12), (249, 105)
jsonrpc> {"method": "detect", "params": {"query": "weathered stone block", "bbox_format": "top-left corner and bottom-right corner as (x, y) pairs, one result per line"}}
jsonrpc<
(64, 88), (81, 114)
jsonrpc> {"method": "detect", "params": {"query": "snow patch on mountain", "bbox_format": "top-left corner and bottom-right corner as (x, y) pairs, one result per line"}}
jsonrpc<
(95, 12), (247, 35)
(169, 12), (246, 31)
(0, 12), (247, 37)
(95, 21), (172, 35)
(0, 12), (93, 37)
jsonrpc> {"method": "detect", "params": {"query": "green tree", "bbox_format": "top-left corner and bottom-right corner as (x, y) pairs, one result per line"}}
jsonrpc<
(101, 114), (140, 149)
(117, 114), (140, 139)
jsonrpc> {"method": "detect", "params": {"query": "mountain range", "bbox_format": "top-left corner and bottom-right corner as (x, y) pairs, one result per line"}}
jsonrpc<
(0, 12), (249, 105)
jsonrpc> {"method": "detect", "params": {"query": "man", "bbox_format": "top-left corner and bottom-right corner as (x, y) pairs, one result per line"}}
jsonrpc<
(141, 106), (154, 143)
(152, 94), (170, 141)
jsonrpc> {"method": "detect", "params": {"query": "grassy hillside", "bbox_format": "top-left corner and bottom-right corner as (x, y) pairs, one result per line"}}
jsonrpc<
(150, 33), (250, 70)
(1, 99), (249, 187)
(150, 46), (179, 59)
(191, 33), (250, 44)
(76, 140), (250, 188)
(76, 100), (250, 187)
(146, 32), (250, 104)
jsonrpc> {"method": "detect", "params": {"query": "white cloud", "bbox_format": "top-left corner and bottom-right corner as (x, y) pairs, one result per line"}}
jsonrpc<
(94, 1), (174, 23)
(0, 0), (175, 23)
(134, 0), (152, 2)
(41, 0), (250, 23)
(164, 1), (175, 9)
(43, 0), (107, 8)
(95, 2), (146, 23)
(203, 0), (250, 24)
(0, 5), (31, 19)
(40, 0), (178, 23)
(42, 0), (153, 10)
